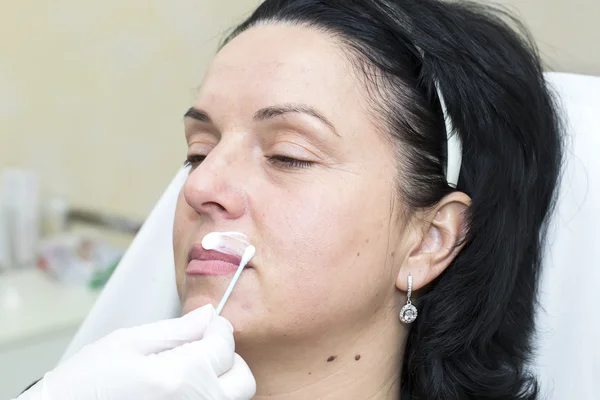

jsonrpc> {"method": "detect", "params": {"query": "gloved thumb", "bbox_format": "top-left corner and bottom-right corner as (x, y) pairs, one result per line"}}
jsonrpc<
(107, 304), (216, 355)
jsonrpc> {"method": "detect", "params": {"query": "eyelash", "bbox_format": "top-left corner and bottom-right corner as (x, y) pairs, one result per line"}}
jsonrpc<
(183, 155), (206, 168)
(268, 155), (314, 169)
(183, 155), (314, 169)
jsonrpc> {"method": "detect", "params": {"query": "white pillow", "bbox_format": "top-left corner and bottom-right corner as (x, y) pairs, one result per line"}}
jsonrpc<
(533, 72), (600, 400)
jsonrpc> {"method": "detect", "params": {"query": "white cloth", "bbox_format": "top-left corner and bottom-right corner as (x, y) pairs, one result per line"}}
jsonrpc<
(60, 169), (186, 362)
(61, 72), (600, 399)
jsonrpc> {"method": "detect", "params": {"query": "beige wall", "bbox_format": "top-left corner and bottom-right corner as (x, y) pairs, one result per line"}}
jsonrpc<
(0, 0), (598, 221)
(478, 0), (600, 76)
(0, 1), (260, 220)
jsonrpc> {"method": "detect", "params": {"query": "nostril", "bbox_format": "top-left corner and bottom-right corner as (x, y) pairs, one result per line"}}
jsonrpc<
(203, 201), (227, 212)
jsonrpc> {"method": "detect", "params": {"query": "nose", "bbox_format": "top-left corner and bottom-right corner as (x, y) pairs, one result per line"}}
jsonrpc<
(182, 145), (248, 221)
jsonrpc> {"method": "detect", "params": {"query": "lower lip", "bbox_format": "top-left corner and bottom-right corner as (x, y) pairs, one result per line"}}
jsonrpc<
(186, 259), (242, 276)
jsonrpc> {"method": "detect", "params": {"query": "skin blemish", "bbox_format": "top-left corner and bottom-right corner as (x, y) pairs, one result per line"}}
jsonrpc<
(355, 354), (361, 361)
(327, 356), (337, 362)
(365, 238), (370, 243)
(357, 252), (360, 256)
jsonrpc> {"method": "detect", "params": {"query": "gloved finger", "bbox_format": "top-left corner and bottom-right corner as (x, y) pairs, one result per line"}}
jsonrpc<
(108, 304), (216, 355)
(218, 353), (256, 400)
(169, 316), (235, 377)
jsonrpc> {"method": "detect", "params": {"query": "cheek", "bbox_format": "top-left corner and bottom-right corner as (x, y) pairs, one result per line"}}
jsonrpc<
(172, 192), (187, 259)
(173, 191), (193, 293)
(258, 175), (396, 323)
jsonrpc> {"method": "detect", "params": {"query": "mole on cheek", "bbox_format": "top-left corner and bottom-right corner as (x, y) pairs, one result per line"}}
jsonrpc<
(327, 356), (337, 362)
(355, 354), (361, 361)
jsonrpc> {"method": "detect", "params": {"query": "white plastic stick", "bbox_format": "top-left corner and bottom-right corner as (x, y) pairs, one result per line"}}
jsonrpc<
(215, 245), (256, 315)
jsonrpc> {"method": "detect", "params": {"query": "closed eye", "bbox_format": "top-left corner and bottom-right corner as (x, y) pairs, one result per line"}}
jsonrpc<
(183, 155), (207, 168)
(183, 154), (314, 170)
(268, 155), (314, 169)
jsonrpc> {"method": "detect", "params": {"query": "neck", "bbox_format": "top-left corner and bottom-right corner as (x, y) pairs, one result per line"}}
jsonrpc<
(238, 308), (405, 400)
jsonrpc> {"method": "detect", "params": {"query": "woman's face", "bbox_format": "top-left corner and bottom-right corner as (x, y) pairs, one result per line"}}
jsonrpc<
(173, 24), (409, 343)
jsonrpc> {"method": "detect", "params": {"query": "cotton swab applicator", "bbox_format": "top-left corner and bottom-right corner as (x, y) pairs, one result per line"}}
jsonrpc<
(201, 232), (256, 316)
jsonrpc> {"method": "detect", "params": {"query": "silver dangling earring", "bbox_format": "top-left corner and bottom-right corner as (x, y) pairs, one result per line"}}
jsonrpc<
(399, 274), (418, 324)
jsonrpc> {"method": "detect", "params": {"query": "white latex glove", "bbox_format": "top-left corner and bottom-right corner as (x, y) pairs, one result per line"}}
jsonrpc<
(16, 304), (255, 400)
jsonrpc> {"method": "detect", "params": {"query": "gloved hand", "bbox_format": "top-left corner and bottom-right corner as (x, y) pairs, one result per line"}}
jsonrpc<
(16, 304), (255, 400)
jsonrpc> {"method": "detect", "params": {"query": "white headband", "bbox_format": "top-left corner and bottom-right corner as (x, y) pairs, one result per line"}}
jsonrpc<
(417, 48), (463, 188)
(433, 79), (462, 188)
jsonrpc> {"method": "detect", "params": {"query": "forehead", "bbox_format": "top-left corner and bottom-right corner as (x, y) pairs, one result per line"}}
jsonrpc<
(196, 24), (362, 118)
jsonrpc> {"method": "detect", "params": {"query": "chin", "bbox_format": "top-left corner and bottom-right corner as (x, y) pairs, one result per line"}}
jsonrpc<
(181, 294), (254, 321)
(180, 294), (215, 315)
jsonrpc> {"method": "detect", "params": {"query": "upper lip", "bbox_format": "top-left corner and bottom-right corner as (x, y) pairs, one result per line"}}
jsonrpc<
(188, 244), (245, 266)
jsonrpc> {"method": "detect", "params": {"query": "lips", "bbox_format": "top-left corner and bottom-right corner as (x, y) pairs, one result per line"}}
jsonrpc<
(186, 244), (246, 276)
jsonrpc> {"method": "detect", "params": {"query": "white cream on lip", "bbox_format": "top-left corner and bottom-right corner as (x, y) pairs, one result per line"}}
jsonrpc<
(202, 231), (250, 257)
(201, 231), (256, 315)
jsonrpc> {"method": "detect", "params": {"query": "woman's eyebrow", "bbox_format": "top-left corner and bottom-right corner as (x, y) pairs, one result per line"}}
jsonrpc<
(254, 104), (340, 138)
(184, 108), (212, 123)
(184, 104), (340, 138)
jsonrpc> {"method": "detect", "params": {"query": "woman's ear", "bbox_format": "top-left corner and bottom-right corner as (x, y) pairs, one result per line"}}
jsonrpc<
(396, 192), (471, 292)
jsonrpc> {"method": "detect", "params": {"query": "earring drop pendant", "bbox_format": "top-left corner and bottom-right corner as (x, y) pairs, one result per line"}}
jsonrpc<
(399, 274), (418, 323)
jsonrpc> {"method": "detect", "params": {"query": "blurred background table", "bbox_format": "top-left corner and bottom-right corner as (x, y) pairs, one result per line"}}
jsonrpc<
(0, 268), (99, 399)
